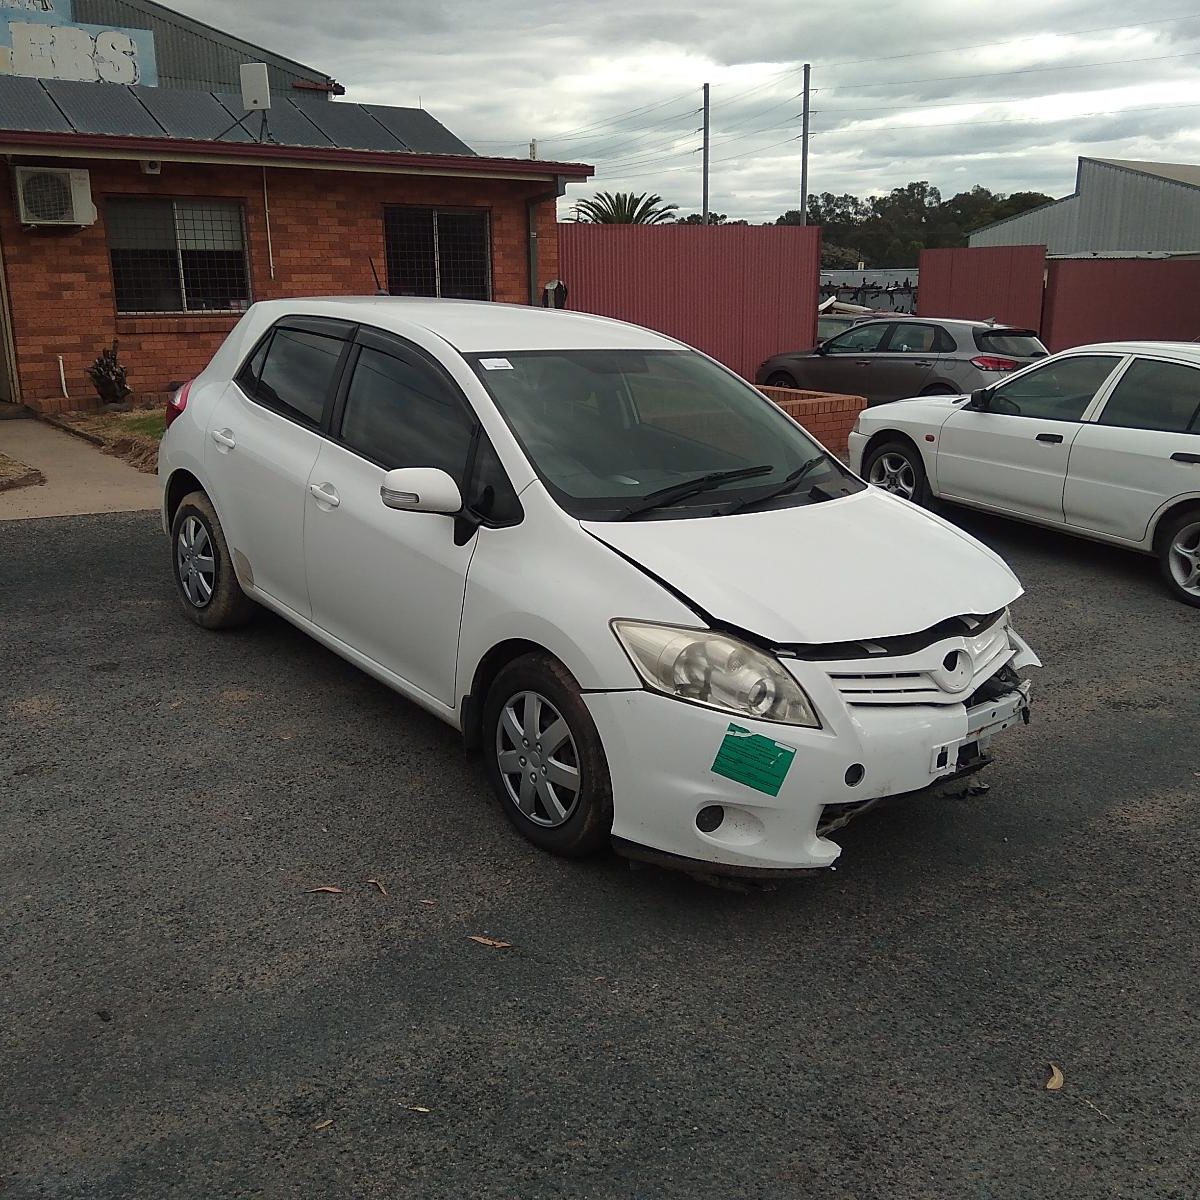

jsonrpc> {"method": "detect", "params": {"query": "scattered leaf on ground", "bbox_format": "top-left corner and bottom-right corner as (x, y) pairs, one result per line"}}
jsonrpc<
(403, 1105), (431, 1113)
(307, 886), (345, 895)
(169, 700), (182, 710)
(312, 1118), (334, 1131)
(366, 878), (388, 896)
(419, 899), (436, 906)
(1046, 1063), (1065, 1090)
(467, 935), (512, 949)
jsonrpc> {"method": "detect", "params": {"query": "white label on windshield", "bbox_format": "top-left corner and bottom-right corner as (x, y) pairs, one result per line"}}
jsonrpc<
(480, 357), (514, 370)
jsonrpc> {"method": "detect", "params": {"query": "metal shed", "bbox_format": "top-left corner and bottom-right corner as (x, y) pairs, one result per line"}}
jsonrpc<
(969, 157), (1200, 255)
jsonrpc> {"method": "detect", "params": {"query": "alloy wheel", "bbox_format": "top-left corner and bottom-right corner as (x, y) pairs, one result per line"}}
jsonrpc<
(176, 515), (216, 608)
(495, 690), (582, 827)
(868, 452), (917, 500)
(1168, 520), (1200, 597)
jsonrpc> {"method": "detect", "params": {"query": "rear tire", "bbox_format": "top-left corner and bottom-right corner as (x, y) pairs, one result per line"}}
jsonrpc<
(862, 439), (931, 506)
(1156, 506), (1200, 608)
(765, 371), (798, 389)
(170, 491), (256, 629)
(483, 653), (613, 858)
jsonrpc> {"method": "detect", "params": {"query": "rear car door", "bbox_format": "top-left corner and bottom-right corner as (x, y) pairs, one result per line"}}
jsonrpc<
(802, 321), (893, 399)
(868, 322), (950, 402)
(303, 329), (515, 706)
(936, 354), (1125, 524)
(204, 318), (353, 618)
(1064, 355), (1200, 542)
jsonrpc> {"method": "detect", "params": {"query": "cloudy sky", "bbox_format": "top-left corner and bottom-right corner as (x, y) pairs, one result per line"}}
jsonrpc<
(170, 0), (1200, 221)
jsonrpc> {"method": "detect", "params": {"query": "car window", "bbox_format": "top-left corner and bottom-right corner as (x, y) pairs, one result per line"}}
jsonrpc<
(253, 328), (345, 428)
(1096, 358), (1200, 434)
(824, 323), (890, 354)
(340, 345), (475, 479)
(883, 323), (941, 354)
(989, 355), (1121, 422)
(235, 333), (271, 395)
(974, 329), (1047, 358)
(817, 316), (856, 341)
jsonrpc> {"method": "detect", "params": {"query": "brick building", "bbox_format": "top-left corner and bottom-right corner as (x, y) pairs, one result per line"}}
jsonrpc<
(0, 4), (590, 412)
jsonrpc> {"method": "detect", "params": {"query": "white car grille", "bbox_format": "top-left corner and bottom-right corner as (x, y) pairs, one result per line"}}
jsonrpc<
(823, 620), (1014, 706)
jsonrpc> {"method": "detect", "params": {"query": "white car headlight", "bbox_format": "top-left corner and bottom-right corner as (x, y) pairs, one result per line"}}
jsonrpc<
(851, 413), (863, 435)
(612, 621), (820, 727)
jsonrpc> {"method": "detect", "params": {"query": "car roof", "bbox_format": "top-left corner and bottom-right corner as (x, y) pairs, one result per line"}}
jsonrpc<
(1062, 340), (1200, 361)
(846, 316), (1034, 332)
(243, 297), (683, 353)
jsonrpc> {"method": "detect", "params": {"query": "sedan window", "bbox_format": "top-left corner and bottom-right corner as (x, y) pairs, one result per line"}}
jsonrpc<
(253, 328), (345, 428)
(988, 355), (1122, 422)
(824, 323), (891, 354)
(1097, 358), (1200, 434)
(883, 324), (940, 354)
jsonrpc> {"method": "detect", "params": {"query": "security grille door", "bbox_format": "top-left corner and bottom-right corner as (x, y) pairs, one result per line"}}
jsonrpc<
(385, 206), (491, 300)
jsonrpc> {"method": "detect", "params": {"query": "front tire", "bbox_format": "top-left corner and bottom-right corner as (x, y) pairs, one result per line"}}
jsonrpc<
(1157, 507), (1200, 608)
(170, 491), (256, 629)
(863, 439), (931, 505)
(483, 654), (614, 857)
(765, 371), (798, 389)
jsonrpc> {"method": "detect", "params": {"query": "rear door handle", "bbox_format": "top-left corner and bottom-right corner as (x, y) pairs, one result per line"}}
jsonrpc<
(309, 482), (341, 508)
(854, 360), (873, 367)
(1035, 432), (1064, 444)
(1171, 452), (1200, 464)
(211, 428), (236, 449)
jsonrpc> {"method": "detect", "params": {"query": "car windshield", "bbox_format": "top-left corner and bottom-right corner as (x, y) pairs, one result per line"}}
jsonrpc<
(974, 329), (1047, 358)
(469, 349), (863, 520)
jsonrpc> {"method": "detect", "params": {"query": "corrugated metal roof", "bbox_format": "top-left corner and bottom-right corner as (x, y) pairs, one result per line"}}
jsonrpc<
(1093, 158), (1200, 190)
(0, 76), (475, 156)
(72, 0), (338, 94)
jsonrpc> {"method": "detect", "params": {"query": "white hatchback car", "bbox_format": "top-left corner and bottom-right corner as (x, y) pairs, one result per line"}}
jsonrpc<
(849, 342), (1200, 606)
(159, 298), (1040, 878)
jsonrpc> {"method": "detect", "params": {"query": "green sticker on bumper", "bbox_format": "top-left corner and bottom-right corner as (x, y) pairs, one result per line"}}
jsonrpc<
(710, 723), (797, 797)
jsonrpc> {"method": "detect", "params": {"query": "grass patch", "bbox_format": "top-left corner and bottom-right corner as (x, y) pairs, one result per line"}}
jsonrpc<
(57, 406), (165, 473)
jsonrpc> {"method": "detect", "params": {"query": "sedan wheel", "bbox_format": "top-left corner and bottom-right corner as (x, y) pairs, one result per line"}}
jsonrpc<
(1161, 513), (1200, 606)
(169, 491), (257, 629)
(863, 440), (930, 506)
(176, 515), (215, 608)
(495, 690), (582, 828)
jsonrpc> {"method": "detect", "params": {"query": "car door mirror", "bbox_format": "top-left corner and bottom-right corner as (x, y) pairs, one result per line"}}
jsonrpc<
(967, 387), (993, 411)
(380, 467), (463, 515)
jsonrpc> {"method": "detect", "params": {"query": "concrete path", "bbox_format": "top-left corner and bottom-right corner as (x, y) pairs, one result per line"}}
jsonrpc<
(0, 419), (158, 521)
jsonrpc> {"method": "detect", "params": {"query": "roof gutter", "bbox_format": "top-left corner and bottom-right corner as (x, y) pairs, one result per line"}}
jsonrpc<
(528, 174), (568, 305)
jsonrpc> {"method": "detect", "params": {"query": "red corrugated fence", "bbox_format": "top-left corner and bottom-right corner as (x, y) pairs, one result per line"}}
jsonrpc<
(557, 224), (821, 379)
(917, 245), (1046, 331)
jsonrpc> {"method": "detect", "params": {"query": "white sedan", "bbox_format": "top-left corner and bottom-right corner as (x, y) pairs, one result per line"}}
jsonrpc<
(849, 341), (1200, 607)
(159, 298), (1039, 878)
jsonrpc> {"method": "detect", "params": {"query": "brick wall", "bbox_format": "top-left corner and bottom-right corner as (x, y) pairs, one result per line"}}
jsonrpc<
(757, 386), (866, 456)
(0, 159), (560, 412)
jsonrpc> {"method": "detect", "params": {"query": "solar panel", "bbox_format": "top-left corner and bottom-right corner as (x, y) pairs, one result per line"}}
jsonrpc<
(42, 79), (164, 137)
(0, 77), (72, 134)
(290, 98), (406, 153)
(363, 106), (476, 156)
(213, 94), (334, 148)
(131, 85), (254, 143)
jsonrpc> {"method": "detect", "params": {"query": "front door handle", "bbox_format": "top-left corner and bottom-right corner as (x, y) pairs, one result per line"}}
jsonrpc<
(211, 428), (236, 449)
(913, 359), (934, 367)
(1171, 452), (1200, 464)
(309, 482), (341, 508)
(854, 360), (873, 367)
(1035, 432), (1064, 444)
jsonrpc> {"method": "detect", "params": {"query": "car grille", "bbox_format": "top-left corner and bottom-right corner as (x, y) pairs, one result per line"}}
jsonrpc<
(820, 619), (1014, 707)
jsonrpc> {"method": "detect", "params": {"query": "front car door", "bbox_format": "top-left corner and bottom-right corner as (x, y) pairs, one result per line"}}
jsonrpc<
(935, 353), (1125, 524)
(1064, 354), (1200, 543)
(869, 321), (952, 402)
(203, 318), (354, 618)
(302, 329), (515, 708)
(803, 321), (894, 400)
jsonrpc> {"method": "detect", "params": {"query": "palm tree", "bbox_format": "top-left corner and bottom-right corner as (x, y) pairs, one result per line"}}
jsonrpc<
(573, 191), (679, 224)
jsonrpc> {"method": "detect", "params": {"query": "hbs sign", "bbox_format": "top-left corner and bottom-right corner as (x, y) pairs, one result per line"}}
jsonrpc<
(0, 0), (158, 85)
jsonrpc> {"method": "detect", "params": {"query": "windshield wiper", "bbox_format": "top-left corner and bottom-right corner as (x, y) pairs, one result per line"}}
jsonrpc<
(719, 452), (838, 515)
(614, 464), (773, 521)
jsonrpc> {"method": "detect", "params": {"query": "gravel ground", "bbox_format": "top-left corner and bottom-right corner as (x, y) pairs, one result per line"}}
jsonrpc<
(2, 509), (1197, 1199)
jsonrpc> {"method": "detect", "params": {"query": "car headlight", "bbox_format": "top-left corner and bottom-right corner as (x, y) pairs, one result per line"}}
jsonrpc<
(851, 413), (863, 435)
(612, 620), (820, 727)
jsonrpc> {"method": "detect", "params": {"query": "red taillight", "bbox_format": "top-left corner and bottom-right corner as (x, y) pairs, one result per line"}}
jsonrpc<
(165, 380), (192, 430)
(970, 355), (1019, 372)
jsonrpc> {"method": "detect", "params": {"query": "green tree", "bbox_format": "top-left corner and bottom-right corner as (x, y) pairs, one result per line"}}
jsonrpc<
(573, 191), (679, 224)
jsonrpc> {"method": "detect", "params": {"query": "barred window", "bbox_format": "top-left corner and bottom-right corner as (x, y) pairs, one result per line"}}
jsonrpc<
(385, 206), (491, 301)
(106, 199), (251, 314)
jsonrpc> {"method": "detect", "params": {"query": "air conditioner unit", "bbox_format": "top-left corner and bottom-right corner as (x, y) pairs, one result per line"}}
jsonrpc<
(14, 167), (97, 227)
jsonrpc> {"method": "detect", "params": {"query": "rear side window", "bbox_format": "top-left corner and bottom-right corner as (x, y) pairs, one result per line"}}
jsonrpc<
(253, 328), (346, 427)
(883, 323), (949, 354)
(340, 345), (475, 478)
(974, 329), (1047, 358)
(1097, 359), (1200, 433)
(825, 323), (890, 354)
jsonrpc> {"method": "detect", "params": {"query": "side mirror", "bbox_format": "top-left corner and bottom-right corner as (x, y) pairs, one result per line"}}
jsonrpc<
(380, 467), (462, 515)
(967, 387), (992, 411)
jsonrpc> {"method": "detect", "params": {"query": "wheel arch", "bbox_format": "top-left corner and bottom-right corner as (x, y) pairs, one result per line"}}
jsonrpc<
(1150, 496), (1200, 551)
(164, 467), (206, 529)
(460, 638), (560, 752)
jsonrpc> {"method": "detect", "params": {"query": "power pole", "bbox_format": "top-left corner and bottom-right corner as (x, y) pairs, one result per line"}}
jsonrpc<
(529, 138), (538, 160)
(799, 63), (811, 224)
(701, 82), (710, 225)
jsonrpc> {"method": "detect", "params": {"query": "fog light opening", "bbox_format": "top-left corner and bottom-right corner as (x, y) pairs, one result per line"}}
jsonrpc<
(696, 805), (725, 833)
(844, 763), (866, 787)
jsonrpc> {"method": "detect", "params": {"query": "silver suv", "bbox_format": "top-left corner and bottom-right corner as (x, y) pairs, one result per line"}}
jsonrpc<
(757, 318), (1048, 405)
